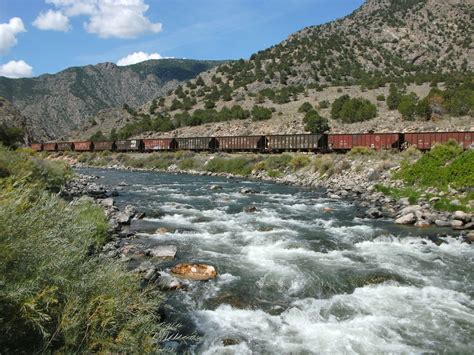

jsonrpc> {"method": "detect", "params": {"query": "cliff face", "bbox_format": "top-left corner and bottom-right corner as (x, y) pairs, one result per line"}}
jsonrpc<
(0, 59), (223, 140)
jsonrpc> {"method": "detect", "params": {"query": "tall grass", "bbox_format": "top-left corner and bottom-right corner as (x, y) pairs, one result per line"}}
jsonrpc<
(0, 146), (173, 352)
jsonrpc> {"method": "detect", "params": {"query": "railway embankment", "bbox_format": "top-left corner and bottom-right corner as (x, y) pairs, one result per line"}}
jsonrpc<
(50, 141), (474, 239)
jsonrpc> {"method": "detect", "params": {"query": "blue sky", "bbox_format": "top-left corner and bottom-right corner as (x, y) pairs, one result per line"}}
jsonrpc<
(0, 0), (363, 78)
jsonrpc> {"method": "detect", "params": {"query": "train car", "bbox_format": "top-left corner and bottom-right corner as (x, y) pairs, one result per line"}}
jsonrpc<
(328, 133), (402, 151)
(43, 143), (58, 152)
(93, 141), (116, 151)
(267, 134), (327, 152)
(115, 139), (143, 152)
(404, 131), (474, 150)
(216, 135), (267, 151)
(143, 138), (178, 151)
(74, 141), (93, 152)
(175, 137), (218, 151)
(30, 143), (43, 152)
(57, 142), (74, 151)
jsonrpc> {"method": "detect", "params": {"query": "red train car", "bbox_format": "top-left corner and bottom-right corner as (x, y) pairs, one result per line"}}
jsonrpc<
(217, 135), (266, 151)
(30, 143), (43, 152)
(404, 131), (474, 150)
(43, 143), (57, 152)
(143, 138), (178, 151)
(328, 133), (402, 151)
(74, 141), (93, 151)
(267, 134), (327, 151)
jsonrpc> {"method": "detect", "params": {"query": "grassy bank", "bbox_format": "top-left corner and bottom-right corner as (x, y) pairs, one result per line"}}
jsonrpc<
(376, 141), (474, 212)
(0, 146), (173, 353)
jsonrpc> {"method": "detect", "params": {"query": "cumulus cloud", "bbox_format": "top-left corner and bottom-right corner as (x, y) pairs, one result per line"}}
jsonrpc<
(0, 18), (26, 55)
(117, 51), (171, 66)
(33, 10), (71, 32)
(45, 0), (162, 38)
(0, 60), (34, 78)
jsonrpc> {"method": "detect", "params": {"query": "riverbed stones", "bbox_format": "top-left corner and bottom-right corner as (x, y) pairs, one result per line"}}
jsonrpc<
(395, 213), (416, 225)
(450, 220), (464, 229)
(170, 263), (217, 281)
(453, 211), (471, 223)
(146, 245), (177, 260)
(414, 220), (431, 228)
(435, 219), (451, 227)
(155, 227), (171, 234)
(100, 197), (114, 207)
(366, 207), (383, 219)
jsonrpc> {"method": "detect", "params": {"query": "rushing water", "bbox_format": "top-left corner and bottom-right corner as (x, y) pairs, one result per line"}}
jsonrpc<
(79, 168), (474, 354)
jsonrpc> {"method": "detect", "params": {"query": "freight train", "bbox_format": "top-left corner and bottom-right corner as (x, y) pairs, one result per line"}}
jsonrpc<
(30, 131), (474, 153)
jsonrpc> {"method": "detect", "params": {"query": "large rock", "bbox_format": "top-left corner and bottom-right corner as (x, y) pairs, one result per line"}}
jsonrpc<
(147, 245), (177, 260)
(366, 207), (383, 219)
(453, 211), (471, 223)
(451, 220), (464, 229)
(395, 213), (416, 225)
(414, 220), (431, 228)
(170, 263), (217, 281)
(435, 219), (451, 227)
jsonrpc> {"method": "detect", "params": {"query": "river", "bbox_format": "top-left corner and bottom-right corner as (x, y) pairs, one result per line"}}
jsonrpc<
(78, 168), (474, 354)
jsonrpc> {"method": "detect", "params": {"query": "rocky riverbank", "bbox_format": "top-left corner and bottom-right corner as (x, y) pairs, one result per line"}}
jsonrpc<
(53, 149), (474, 242)
(59, 174), (219, 289)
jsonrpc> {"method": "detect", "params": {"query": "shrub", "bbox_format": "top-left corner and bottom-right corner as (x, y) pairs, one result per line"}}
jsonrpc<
(386, 83), (402, 110)
(303, 110), (330, 133)
(0, 124), (24, 148)
(348, 146), (374, 155)
(376, 94), (386, 101)
(290, 155), (311, 170)
(251, 106), (272, 121)
(397, 93), (418, 120)
(263, 154), (292, 171)
(313, 156), (335, 176)
(298, 102), (314, 113)
(178, 157), (198, 170)
(319, 100), (330, 109)
(206, 156), (255, 176)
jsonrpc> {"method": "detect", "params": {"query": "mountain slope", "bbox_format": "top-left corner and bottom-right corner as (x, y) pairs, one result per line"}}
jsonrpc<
(0, 59), (223, 140)
(123, 0), (472, 139)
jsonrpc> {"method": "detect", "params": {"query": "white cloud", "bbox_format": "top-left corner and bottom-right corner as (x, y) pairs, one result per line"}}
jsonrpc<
(45, 0), (162, 39)
(0, 18), (26, 55)
(33, 10), (71, 32)
(117, 51), (171, 66)
(0, 60), (34, 78)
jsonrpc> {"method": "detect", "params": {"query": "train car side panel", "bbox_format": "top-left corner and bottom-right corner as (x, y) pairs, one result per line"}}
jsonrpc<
(74, 141), (93, 151)
(93, 141), (115, 151)
(115, 139), (142, 151)
(57, 142), (74, 151)
(30, 143), (43, 151)
(143, 138), (177, 151)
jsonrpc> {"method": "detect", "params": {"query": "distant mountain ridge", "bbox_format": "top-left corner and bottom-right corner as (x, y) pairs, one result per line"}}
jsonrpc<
(0, 59), (224, 140)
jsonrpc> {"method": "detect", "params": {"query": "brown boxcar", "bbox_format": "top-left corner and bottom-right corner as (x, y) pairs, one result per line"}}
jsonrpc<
(30, 143), (43, 151)
(175, 137), (218, 150)
(57, 142), (74, 151)
(216, 135), (267, 151)
(328, 133), (401, 151)
(93, 141), (115, 151)
(267, 134), (327, 151)
(43, 143), (57, 152)
(143, 138), (178, 151)
(115, 139), (143, 151)
(74, 141), (93, 151)
(404, 131), (474, 150)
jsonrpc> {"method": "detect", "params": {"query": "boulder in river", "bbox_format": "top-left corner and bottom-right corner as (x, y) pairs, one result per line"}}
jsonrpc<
(395, 213), (416, 225)
(451, 220), (464, 229)
(435, 219), (451, 227)
(170, 263), (217, 281)
(414, 220), (431, 228)
(453, 211), (471, 223)
(210, 185), (223, 190)
(147, 245), (177, 260)
(239, 187), (256, 194)
(244, 205), (258, 213)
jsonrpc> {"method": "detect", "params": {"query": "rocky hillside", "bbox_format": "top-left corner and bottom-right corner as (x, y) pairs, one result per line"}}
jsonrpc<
(96, 0), (471, 141)
(0, 97), (32, 143)
(0, 59), (223, 140)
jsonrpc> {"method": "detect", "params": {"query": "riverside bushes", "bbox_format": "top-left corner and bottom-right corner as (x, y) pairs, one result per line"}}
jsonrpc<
(0, 146), (172, 353)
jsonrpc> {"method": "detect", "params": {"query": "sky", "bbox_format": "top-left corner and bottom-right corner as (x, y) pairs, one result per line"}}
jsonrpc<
(0, 0), (363, 78)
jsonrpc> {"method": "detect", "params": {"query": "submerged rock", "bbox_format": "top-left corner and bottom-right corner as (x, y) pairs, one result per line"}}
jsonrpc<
(170, 263), (217, 281)
(239, 187), (257, 194)
(210, 184), (223, 190)
(366, 207), (383, 219)
(244, 205), (258, 213)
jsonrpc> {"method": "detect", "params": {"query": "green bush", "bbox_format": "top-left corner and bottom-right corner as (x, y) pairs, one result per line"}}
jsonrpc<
(206, 156), (255, 176)
(394, 140), (473, 190)
(298, 102), (313, 113)
(251, 106), (272, 121)
(376, 94), (386, 101)
(348, 146), (374, 155)
(303, 110), (330, 133)
(0, 124), (24, 148)
(263, 154), (292, 171)
(386, 83), (402, 110)
(290, 155), (311, 170)
(178, 157), (199, 170)
(397, 93), (418, 120)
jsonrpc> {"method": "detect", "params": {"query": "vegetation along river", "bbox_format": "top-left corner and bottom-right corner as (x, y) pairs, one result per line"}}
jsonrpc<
(79, 168), (474, 354)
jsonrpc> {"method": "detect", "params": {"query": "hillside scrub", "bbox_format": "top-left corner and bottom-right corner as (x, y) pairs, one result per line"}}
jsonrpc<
(0, 146), (173, 353)
(331, 95), (377, 123)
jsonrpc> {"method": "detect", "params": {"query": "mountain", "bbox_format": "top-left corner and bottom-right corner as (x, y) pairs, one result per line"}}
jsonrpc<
(0, 59), (223, 140)
(120, 0), (472, 139)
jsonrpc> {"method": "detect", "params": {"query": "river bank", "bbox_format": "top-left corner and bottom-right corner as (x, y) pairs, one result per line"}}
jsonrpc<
(50, 144), (474, 238)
